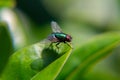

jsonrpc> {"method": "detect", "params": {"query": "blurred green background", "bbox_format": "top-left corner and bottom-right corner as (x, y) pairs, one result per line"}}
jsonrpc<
(0, 0), (120, 80)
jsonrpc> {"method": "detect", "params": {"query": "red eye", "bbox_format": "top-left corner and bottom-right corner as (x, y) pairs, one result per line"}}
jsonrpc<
(66, 35), (72, 42)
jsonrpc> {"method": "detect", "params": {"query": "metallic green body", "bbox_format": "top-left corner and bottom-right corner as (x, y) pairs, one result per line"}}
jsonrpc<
(54, 33), (67, 42)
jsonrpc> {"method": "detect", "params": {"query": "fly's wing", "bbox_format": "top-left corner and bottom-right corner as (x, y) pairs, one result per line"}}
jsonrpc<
(51, 21), (62, 33)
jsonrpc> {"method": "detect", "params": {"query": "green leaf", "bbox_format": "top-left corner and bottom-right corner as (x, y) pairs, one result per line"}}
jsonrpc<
(31, 46), (72, 80)
(0, 40), (72, 80)
(57, 32), (120, 80)
(0, 22), (13, 74)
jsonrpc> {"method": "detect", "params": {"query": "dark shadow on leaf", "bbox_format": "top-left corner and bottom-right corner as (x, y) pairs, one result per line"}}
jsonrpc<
(31, 48), (60, 71)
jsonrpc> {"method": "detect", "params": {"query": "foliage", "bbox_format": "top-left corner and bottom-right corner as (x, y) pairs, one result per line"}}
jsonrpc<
(0, 0), (120, 80)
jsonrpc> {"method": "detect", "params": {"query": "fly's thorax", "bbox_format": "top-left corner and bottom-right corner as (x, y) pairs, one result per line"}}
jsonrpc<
(54, 33), (67, 42)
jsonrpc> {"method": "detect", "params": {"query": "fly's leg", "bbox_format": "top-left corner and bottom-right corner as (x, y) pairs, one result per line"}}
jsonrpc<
(56, 42), (60, 52)
(56, 42), (60, 49)
(49, 42), (54, 49)
(65, 42), (73, 49)
(49, 42), (60, 52)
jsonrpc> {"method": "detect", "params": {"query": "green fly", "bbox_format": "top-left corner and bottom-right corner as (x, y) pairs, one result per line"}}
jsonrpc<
(48, 21), (72, 48)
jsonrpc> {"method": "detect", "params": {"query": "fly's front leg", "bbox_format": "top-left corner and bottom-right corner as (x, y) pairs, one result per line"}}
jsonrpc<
(65, 42), (73, 49)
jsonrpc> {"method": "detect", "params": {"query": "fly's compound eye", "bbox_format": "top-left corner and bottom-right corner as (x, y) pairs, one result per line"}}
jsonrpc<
(66, 35), (72, 42)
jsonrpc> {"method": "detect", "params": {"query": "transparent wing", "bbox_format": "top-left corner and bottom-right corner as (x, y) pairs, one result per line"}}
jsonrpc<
(51, 21), (62, 33)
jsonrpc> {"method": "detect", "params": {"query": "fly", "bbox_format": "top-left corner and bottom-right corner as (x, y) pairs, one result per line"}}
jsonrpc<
(48, 21), (72, 49)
